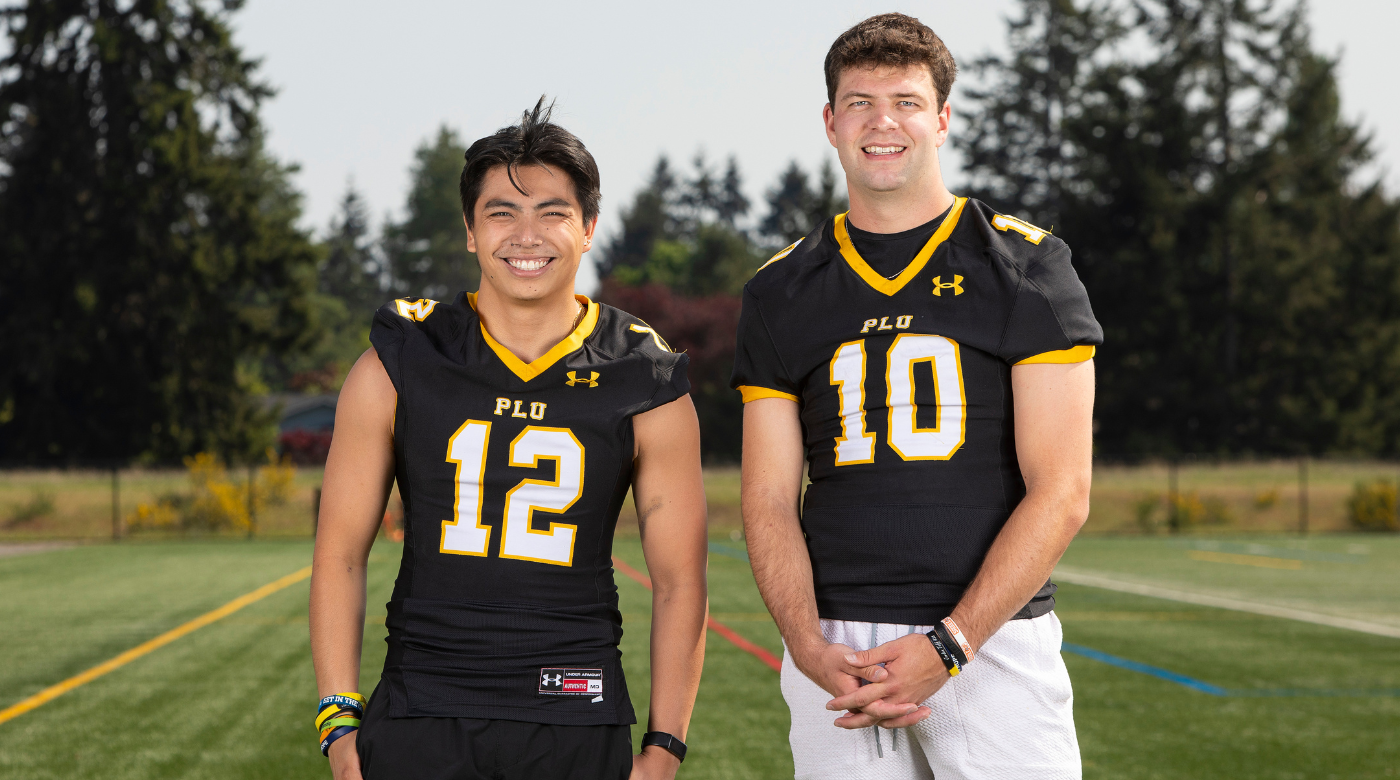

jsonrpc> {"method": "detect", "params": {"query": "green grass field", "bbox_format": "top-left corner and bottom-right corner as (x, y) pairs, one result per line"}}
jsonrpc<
(1, 532), (1396, 779)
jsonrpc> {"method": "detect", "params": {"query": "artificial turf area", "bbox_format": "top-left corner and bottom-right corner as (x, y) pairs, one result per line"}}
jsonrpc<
(0, 535), (1395, 779)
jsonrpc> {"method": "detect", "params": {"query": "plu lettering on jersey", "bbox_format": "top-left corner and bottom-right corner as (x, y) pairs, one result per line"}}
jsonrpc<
(932, 275), (964, 297)
(494, 398), (547, 420)
(565, 371), (600, 388)
(991, 214), (1048, 244)
(395, 298), (438, 321)
(860, 315), (914, 334)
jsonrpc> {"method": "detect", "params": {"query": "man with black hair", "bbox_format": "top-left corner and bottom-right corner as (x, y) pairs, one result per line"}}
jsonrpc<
(310, 99), (707, 780)
(735, 13), (1100, 780)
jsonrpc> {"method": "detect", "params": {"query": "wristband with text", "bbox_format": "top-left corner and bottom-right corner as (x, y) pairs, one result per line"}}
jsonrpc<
(318, 692), (366, 715)
(940, 617), (975, 663)
(930, 622), (968, 668)
(320, 725), (358, 756)
(641, 731), (687, 762)
(925, 629), (962, 677)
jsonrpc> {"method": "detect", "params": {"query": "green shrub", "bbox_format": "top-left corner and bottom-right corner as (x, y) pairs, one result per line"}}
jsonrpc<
(4, 489), (55, 527)
(1348, 480), (1398, 531)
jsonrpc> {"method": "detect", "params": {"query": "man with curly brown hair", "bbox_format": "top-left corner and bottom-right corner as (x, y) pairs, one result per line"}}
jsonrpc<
(735, 13), (1099, 779)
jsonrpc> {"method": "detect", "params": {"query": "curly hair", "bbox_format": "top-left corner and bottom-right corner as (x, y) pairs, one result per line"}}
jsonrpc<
(824, 13), (957, 110)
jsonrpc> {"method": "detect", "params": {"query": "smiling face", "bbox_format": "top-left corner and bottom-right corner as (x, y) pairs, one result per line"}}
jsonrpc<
(824, 63), (951, 199)
(465, 163), (596, 304)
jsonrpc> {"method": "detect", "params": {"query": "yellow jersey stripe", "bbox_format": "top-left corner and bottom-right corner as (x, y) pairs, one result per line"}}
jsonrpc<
(739, 386), (799, 404)
(1015, 345), (1096, 365)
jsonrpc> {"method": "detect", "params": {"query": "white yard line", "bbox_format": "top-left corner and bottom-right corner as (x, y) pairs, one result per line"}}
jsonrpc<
(0, 542), (76, 559)
(1054, 566), (1400, 639)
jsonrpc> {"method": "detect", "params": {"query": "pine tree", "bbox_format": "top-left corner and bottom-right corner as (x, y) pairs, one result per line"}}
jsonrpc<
(0, 0), (320, 463)
(961, 0), (1400, 456)
(383, 126), (476, 301)
(760, 159), (848, 246)
(598, 156), (677, 277)
(321, 182), (382, 314)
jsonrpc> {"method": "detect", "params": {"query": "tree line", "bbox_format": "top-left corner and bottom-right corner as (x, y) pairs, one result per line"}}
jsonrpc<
(3, 0), (1398, 465)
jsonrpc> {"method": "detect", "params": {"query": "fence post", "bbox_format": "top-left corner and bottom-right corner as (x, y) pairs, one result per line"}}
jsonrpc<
(246, 464), (257, 540)
(1167, 459), (1180, 533)
(111, 466), (121, 541)
(1298, 457), (1309, 535)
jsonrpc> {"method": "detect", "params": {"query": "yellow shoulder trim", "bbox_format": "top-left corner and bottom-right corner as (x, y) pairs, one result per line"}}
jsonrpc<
(1015, 345), (1096, 365)
(758, 238), (803, 271)
(467, 293), (599, 382)
(395, 298), (438, 321)
(834, 198), (967, 296)
(739, 385), (800, 404)
(991, 214), (1051, 245)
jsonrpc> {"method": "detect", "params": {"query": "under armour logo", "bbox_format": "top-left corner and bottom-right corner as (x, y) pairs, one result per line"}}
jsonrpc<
(542, 673), (562, 686)
(932, 275), (965, 296)
(566, 371), (599, 387)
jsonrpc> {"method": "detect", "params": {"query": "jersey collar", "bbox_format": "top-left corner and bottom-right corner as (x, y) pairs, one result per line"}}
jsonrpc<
(466, 293), (599, 382)
(833, 196), (967, 296)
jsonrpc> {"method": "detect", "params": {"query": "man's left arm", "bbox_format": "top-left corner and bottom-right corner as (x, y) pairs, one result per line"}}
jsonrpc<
(828, 359), (1095, 728)
(629, 394), (709, 779)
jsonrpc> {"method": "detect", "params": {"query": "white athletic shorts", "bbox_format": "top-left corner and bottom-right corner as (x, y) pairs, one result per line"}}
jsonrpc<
(781, 612), (1081, 780)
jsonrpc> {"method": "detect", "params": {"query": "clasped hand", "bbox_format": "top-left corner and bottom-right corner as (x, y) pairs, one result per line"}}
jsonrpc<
(799, 635), (950, 730)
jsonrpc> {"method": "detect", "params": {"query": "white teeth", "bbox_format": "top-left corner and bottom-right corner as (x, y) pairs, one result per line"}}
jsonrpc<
(508, 257), (549, 271)
(864, 145), (906, 155)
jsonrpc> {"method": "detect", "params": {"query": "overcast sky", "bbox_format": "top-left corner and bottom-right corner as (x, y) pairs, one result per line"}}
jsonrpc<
(234, 0), (1399, 290)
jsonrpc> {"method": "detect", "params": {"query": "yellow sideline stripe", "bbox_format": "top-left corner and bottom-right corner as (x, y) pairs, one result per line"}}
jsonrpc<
(0, 565), (313, 726)
(1188, 550), (1302, 570)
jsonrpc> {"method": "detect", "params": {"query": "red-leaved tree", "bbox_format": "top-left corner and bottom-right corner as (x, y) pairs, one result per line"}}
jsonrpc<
(599, 280), (743, 462)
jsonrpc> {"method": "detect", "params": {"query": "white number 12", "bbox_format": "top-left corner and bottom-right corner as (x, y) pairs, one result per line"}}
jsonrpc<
(440, 422), (584, 566)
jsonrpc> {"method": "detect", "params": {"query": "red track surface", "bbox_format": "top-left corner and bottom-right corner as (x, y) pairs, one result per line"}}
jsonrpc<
(611, 555), (782, 672)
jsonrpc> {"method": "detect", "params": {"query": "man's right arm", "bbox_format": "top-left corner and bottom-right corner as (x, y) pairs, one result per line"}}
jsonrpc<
(309, 347), (397, 779)
(741, 398), (897, 706)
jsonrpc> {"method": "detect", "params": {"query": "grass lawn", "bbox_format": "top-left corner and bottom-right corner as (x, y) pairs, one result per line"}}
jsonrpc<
(1, 533), (1396, 778)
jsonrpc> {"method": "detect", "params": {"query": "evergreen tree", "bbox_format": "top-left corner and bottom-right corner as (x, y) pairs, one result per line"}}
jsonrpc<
(961, 0), (1400, 456)
(320, 182), (382, 314)
(0, 0), (320, 463)
(383, 126), (476, 300)
(760, 159), (848, 246)
(604, 153), (760, 296)
(716, 156), (750, 227)
(598, 156), (677, 278)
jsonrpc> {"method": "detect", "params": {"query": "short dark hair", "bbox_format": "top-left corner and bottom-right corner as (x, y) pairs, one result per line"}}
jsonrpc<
(459, 97), (601, 228)
(824, 13), (957, 110)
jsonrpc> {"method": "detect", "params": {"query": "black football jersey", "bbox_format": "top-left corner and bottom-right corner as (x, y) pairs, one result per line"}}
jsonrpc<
(369, 292), (688, 725)
(730, 197), (1102, 625)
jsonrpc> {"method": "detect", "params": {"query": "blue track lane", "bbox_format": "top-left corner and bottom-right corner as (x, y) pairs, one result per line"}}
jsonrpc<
(1061, 642), (1400, 697)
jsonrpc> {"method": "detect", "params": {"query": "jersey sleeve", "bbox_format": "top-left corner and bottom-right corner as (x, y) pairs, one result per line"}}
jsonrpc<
(997, 246), (1103, 365)
(645, 351), (691, 410)
(369, 301), (410, 394)
(730, 288), (800, 403)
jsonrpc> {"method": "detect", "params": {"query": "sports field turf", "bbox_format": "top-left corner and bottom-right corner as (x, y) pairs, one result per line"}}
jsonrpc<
(1, 534), (1396, 779)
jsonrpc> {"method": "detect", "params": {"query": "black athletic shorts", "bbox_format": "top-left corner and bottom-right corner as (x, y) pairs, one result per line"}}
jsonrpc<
(356, 683), (633, 780)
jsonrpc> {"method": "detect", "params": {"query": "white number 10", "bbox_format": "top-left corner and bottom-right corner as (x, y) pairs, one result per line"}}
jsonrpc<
(829, 335), (966, 464)
(440, 422), (584, 566)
